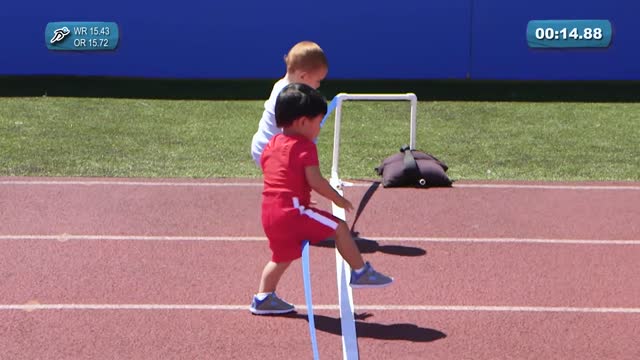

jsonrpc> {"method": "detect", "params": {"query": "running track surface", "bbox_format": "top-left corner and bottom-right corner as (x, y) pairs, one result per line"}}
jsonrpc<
(1, 177), (639, 359)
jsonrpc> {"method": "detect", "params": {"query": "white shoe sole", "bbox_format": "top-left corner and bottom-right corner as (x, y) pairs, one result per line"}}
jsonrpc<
(350, 279), (394, 289)
(249, 307), (296, 315)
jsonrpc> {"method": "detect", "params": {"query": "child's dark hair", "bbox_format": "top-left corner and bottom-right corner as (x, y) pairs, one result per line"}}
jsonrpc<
(275, 83), (327, 128)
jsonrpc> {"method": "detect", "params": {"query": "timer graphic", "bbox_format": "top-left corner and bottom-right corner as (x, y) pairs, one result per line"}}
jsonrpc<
(526, 20), (612, 48)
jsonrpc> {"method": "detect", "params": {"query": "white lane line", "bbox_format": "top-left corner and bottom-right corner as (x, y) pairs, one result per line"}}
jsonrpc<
(1, 303), (639, 314)
(454, 183), (640, 191)
(0, 180), (263, 187)
(0, 235), (266, 241)
(1, 179), (639, 190)
(364, 237), (640, 245)
(1, 235), (639, 245)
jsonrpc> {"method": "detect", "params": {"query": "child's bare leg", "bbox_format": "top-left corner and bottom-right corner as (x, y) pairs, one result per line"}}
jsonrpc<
(258, 260), (292, 293)
(334, 221), (365, 270)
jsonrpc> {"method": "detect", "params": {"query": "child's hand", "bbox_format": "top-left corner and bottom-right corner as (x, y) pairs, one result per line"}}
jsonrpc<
(309, 199), (318, 206)
(336, 197), (354, 212)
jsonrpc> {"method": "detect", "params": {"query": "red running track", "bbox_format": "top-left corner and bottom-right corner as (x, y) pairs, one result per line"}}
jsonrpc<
(1, 177), (639, 359)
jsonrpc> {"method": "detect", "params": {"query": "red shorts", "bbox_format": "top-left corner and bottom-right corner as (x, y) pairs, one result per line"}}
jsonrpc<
(262, 197), (340, 262)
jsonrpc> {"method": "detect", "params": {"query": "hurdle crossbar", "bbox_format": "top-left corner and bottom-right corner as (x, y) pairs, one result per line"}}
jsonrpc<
(331, 93), (418, 180)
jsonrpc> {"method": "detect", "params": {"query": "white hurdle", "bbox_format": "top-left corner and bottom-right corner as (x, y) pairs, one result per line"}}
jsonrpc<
(331, 93), (418, 180)
(328, 93), (418, 360)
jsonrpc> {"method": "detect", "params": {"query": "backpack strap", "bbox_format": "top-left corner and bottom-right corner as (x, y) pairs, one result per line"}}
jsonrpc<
(400, 145), (427, 187)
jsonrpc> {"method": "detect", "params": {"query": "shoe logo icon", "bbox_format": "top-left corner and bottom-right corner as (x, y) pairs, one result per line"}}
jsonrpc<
(50, 27), (70, 44)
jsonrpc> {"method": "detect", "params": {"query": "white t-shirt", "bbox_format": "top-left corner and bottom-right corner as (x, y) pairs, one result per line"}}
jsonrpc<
(250, 78), (290, 166)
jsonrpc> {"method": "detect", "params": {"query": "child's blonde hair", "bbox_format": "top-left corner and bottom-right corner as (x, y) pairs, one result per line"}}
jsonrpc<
(284, 41), (328, 73)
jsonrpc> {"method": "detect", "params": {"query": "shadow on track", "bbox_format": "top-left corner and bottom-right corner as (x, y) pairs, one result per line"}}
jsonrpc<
(312, 181), (427, 257)
(312, 237), (427, 257)
(276, 313), (446, 343)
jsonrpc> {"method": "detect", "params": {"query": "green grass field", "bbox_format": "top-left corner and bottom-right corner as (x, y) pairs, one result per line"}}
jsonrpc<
(1, 97), (638, 181)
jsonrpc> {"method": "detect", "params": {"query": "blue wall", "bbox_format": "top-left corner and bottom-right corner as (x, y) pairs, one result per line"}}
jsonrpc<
(1, 1), (638, 80)
(471, 1), (640, 80)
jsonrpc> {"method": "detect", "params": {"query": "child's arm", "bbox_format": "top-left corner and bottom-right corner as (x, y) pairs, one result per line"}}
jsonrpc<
(304, 166), (354, 212)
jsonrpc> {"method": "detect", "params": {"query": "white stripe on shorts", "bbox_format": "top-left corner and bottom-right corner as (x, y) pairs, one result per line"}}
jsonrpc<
(292, 197), (339, 230)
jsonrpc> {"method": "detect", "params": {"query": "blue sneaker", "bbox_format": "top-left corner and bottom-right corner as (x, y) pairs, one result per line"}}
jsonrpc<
(350, 262), (393, 289)
(249, 292), (296, 315)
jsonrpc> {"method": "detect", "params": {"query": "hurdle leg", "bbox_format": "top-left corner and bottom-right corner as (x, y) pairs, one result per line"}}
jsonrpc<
(301, 240), (320, 360)
(330, 179), (360, 360)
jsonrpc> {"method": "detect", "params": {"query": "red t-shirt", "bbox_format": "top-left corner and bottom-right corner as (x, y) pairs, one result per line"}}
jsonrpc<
(260, 133), (318, 206)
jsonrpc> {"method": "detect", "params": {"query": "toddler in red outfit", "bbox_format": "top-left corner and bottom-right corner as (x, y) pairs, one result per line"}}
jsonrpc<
(250, 83), (393, 315)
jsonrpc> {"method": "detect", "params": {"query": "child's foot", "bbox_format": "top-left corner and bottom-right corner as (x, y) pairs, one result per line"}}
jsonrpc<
(350, 262), (393, 288)
(249, 292), (296, 315)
